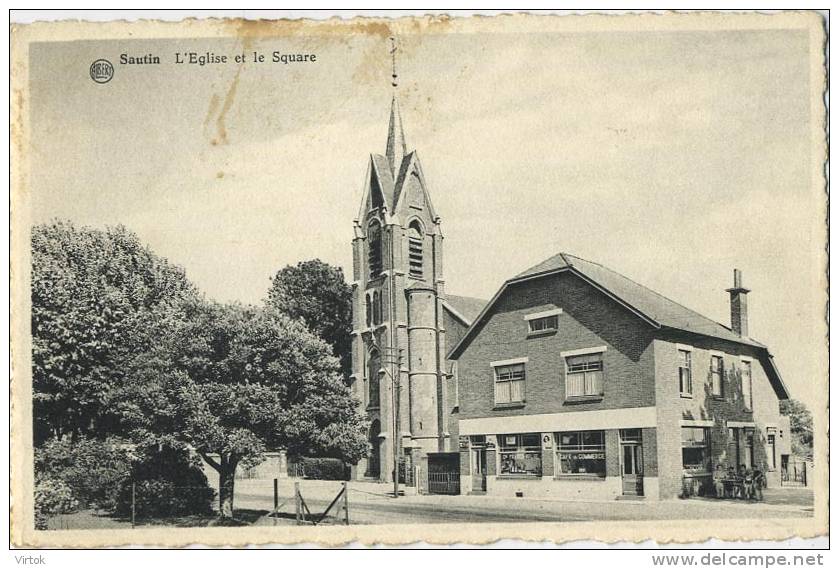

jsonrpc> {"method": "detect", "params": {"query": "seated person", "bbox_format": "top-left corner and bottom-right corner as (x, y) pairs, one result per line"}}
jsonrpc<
(741, 464), (754, 500)
(725, 466), (737, 498)
(752, 467), (765, 501)
(712, 464), (726, 498)
(733, 464), (748, 498)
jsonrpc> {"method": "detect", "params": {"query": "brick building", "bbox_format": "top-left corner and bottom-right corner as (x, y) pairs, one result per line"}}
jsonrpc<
(448, 254), (792, 500)
(350, 94), (791, 499)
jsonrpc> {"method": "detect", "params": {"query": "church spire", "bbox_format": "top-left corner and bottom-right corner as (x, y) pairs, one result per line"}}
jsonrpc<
(385, 37), (407, 174)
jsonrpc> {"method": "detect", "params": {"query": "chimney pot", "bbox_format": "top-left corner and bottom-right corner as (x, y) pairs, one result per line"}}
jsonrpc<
(726, 268), (750, 337)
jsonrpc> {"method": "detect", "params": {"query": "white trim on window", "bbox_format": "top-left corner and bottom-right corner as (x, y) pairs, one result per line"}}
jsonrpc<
(740, 355), (754, 362)
(708, 350), (725, 357)
(490, 357), (529, 367)
(523, 308), (563, 321)
(560, 346), (607, 358)
(727, 421), (756, 428)
(675, 343), (694, 352)
(681, 419), (715, 427)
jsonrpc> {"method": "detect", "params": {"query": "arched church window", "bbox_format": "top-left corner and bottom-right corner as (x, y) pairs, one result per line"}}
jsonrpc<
(378, 289), (385, 323)
(368, 349), (381, 408)
(372, 291), (379, 324)
(408, 221), (424, 279)
(368, 221), (383, 278)
(365, 294), (372, 328)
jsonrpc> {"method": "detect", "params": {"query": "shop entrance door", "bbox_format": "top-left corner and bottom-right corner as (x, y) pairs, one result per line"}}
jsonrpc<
(471, 448), (487, 492)
(620, 429), (644, 496)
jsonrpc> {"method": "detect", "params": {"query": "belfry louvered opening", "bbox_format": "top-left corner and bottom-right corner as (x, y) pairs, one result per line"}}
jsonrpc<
(408, 221), (424, 279)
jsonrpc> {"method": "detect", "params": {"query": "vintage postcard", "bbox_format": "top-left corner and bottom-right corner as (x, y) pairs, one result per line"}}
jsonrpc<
(9, 11), (828, 547)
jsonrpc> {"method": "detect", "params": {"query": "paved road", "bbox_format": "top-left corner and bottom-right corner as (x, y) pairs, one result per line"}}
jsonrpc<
(230, 480), (814, 526)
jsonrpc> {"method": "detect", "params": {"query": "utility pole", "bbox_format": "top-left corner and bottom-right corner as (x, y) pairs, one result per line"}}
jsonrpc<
(373, 342), (403, 498)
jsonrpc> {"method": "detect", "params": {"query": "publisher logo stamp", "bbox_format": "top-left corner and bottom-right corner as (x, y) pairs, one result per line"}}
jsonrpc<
(89, 59), (114, 84)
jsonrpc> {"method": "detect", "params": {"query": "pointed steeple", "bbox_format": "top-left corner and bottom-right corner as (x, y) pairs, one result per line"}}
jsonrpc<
(385, 36), (407, 175)
(385, 95), (407, 174)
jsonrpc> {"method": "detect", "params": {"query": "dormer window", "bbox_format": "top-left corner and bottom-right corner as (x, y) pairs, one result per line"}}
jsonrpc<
(524, 308), (562, 335)
(408, 221), (423, 279)
(368, 221), (383, 278)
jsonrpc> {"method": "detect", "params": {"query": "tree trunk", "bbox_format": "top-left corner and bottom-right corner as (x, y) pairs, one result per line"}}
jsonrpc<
(199, 452), (238, 519)
(218, 460), (237, 518)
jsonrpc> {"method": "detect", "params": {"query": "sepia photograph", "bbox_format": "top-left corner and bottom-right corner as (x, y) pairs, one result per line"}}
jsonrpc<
(8, 9), (828, 549)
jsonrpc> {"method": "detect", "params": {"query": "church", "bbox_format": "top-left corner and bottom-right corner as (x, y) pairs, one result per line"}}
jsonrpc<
(350, 89), (792, 500)
(348, 93), (484, 485)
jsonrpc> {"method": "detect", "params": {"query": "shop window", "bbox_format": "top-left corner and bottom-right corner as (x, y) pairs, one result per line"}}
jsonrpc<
(494, 363), (525, 404)
(710, 355), (724, 397)
(499, 433), (542, 476)
(681, 426), (711, 473)
(565, 352), (604, 397)
(556, 430), (606, 477)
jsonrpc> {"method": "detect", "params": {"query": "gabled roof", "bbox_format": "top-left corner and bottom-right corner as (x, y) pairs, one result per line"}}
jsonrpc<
(449, 252), (789, 399)
(516, 253), (765, 348)
(442, 294), (488, 326)
(370, 154), (397, 211)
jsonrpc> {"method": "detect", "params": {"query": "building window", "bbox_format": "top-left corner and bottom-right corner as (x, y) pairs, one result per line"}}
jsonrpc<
(565, 352), (604, 398)
(767, 429), (777, 470)
(450, 361), (459, 408)
(741, 360), (753, 410)
(408, 221), (423, 279)
(556, 430), (606, 477)
(678, 349), (692, 396)
(368, 221), (383, 278)
(710, 355), (724, 397)
(367, 350), (381, 408)
(528, 315), (558, 334)
(727, 427), (740, 470)
(743, 427), (755, 469)
(681, 426), (711, 473)
(494, 363), (525, 404)
(499, 433), (542, 476)
(365, 294), (372, 328)
(372, 291), (380, 325)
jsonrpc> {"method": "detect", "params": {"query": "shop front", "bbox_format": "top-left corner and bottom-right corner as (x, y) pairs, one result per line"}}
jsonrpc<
(459, 428), (655, 500)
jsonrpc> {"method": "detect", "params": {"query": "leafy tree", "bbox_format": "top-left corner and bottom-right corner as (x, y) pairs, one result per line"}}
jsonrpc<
(31, 221), (198, 443)
(128, 300), (368, 517)
(35, 435), (133, 510)
(780, 399), (813, 459)
(266, 260), (353, 379)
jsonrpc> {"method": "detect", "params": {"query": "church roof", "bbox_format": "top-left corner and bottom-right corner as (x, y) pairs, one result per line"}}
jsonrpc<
(442, 294), (488, 326)
(448, 252), (788, 399)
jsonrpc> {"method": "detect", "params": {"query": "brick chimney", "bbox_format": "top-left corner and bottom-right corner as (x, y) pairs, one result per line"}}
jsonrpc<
(726, 269), (750, 337)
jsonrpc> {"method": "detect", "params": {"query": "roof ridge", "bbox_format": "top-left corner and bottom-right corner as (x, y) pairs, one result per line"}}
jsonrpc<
(576, 255), (736, 334)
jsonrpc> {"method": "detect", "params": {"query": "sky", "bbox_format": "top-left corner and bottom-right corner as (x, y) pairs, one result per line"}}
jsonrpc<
(27, 21), (825, 409)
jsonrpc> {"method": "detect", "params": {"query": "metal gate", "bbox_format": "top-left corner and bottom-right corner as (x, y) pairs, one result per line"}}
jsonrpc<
(426, 452), (461, 495)
(781, 458), (808, 487)
(428, 472), (460, 495)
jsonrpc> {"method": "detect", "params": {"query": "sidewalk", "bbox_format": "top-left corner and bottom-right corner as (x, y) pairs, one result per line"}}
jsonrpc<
(231, 479), (814, 526)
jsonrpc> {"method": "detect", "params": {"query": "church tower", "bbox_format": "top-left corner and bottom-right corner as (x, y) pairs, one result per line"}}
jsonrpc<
(349, 42), (450, 482)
